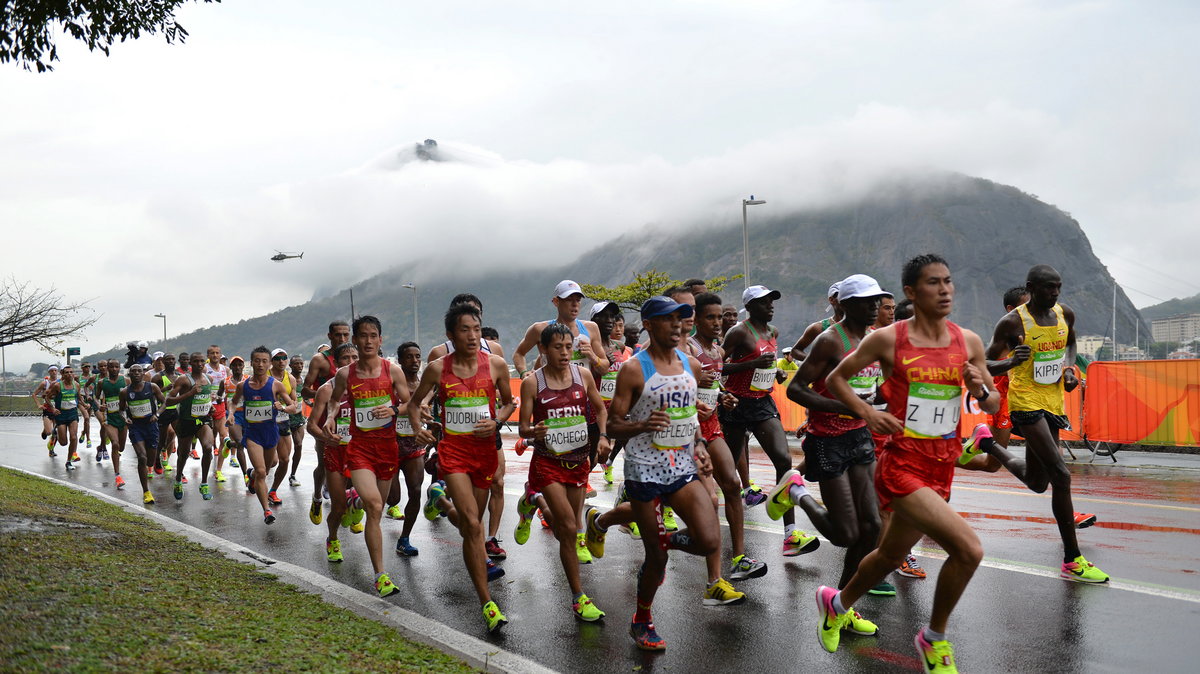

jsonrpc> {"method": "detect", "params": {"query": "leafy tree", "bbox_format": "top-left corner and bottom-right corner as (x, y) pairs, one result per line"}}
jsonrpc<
(581, 270), (741, 314)
(1, 276), (98, 352)
(1148, 341), (1180, 360)
(1094, 345), (1113, 361)
(1, 0), (218, 73)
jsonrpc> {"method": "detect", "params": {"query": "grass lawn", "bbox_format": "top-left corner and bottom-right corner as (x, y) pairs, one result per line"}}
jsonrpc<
(0, 467), (476, 673)
(0, 395), (40, 413)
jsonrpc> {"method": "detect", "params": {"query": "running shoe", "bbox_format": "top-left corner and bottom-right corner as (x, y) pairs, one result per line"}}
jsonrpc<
(376, 573), (399, 598)
(619, 521), (641, 539)
(1061, 555), (1109, 583)
(486, 559), (505, 582)
(349, 512), (365, 534)
(114, 475), (126, 490)
(215, 471), (227, 483)
(96, 449), (103, 462)
(199, 483), (212, 500)
(662, 506), (678, 532)
(395, 537), (418, 556)
(585, 481), (597, 499)
(815, 585), (846, 653)
(514, 493), (537, 545)
(70, 452), (80, 462)
(173, 480), (183, 500)
(602, 463), (614, 484)
(268, 491), (282, 505)
(843, 607), (879, 636)
(230, 457), (240, 468)
(898, 554), (927, 579)
(154, 465), (164, 476)
(485, 537), (507, 560)
(781, 530), (820, 557)
(288, 475), (301, 488)
(190, 447), (200, 459)
(868, 581), (897, 596)
(146, 471), (152, 480)
(514, 437), (528, 456)
(423, 481), (446, 521)
(143, 490), (155, 504)
(385, 504), (402, 519)
(263, 509), (276, 525)
(86, 438), (92, 448)
(65, 460), (74, 471)
(573, 594), (605, 622)
(630, 621), (666, 651)
(914, 629), (957, 673)
(742, 481), (767, 507)
(483, 601), (507, 633)
(584, 505), (606, 558)
(219, 442), (230, 460)
(309, 498), (323, 525)
(766, 469), (803, 520)
(702, 578), (746, 606)
(326, 539), (343, 562)
(245, 468), (255, 494)
(538, 509), (551, 529)
(1074, 512), (1098, 529)
(164, 461), (174, 474)
(957, 423), (993, 466)
(728, 554), (768, 580)
(576, 533), (593, 564)
(180, 475), (188, 484)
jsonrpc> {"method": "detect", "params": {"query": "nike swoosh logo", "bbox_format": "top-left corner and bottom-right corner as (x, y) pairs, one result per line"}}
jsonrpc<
(350, 383), (363, 389)
(445, 383), (460, 388)
(650, 382), (668, 391)
(901, 356), (924, 365)
(538, 397), (557, 404)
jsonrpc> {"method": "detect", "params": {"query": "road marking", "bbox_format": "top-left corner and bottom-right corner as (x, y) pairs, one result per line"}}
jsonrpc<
(953, 484), (1200, 513)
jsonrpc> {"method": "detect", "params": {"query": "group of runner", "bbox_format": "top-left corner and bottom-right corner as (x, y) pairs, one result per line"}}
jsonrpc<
(32, 258), (1108, 672)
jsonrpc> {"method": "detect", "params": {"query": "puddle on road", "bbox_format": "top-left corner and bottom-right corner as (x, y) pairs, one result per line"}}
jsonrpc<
(0, 515), (118, 538)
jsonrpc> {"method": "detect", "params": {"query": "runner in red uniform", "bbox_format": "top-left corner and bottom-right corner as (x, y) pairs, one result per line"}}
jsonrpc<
(307, 343), (358, 563)
(303, 320), (352, 516)
(324, 315), (411, 598)
(817, 254), (998, 673)
(410, 303), (516, 633)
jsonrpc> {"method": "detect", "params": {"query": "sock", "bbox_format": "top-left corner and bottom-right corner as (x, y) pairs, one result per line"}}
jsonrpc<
(633, 600), (652, 623)
(924, 626), (946, 643)
(785, 523), (799, 536)
(789, 482), (809, 503)
(668, 531), (691, 549)
(831, 591), (846, 615)
(572, 591), (585, 604)
(313, 495), (322, 503)
(114, 471), (120, 476)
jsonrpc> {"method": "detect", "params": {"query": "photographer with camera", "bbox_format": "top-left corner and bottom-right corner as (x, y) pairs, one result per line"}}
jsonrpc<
(124, 341), (153, 370)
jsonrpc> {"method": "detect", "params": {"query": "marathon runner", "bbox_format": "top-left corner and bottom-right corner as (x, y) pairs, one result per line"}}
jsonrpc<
(120, 363), (165, 504)
(34, 364), (60, 453)
(42, 364), (81, 469)
(980, 265), (1108, 583)
(512, 323), (611, 623)
(302, 321), (353, 513)
(306, 343), (359, 562)
(817, 254), (998, 673)
(721, 285), (818, 556)
(790, 282), (845, 363)
(266, 348), (299, 506)
(204, 345), (232, 483)
(222, 356), (248, 477)
(579, 295), (720, 650)
(286, 354), (309, 487)
(97, 359), (129, 487)
(875, 294), (897, 330)
(389, 341), (428, 557)
(410, 303), (515, 631)
(778, 274), (890, 591)
(232, 346), (299, 523)
(154, 353), (180, 476)
(324, 316), (411, 598)
(164, 353), (219, 500)
(77, 362), (96, 450)
(591, 301), (632, 486)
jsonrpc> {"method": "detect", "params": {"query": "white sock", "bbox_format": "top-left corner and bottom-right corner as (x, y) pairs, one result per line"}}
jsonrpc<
(832, 591), (846, 615)
(789, 482), (809, 503)
(924, 626), (946, 642)
(785, 523), (799, 536)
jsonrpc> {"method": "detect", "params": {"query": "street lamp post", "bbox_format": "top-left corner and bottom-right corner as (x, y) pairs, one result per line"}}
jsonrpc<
(401, 283), (418, 342)
(154, 313), (167, 343)
(741, 196), (767, 290)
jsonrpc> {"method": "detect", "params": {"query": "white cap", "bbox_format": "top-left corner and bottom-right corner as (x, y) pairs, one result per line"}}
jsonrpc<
(152, 351), (164, 360)
(836, 274), (893, 301)
(270, 348), (288, 358)
(742, 285), (781, 307)
(554, 280), (584, 299)
(825, 281), (841, 312)
(136, 340), (148, 348)
(589, 301), (615, 318)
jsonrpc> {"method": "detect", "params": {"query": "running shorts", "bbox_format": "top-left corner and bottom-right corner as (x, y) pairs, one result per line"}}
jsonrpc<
(871, 431), (890, 456)
(989, 377), (1011, 429)
(244, 421), (279, 450)
(288, 413), (306, 431)
(105, 413), (126, 430)
(625, 473), (698, 503)
(438, 443), (498, 490)
(158, 409), (179, 427)
(42, 407), (54, 418)
(528, 452), (590, 492)
(323, 443), (351, 479)
(211, 401), (227, 421)
(700, 412), (724, 442)
(347, 436), (400, 481)
(397, 436), (426, 463)
(1009, 409), (1071, 435)
(802, 427), (876, 483)
(176, 416), (211, 439)
(719, 395), (780, 431)
(874, 446), (954, 512)
(233, 410), (246, 428)
(55, 411), (79, 426)
(129, 421), (159, 448)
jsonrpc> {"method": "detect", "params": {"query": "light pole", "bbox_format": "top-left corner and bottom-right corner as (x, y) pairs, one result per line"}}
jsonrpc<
(154, 313), (167, 343)
(742, 196), (766, 290)
(402, 283), (418, 342)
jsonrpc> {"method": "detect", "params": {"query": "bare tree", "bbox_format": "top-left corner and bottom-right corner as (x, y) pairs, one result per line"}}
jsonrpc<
(0, 277), (98, 352)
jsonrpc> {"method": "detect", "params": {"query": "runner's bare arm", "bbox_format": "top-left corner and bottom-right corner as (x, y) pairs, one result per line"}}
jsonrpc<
(389, 363), (411, 409)
(408, 361), (441, 445)
(580, 367), (609, 442)
(581, 319), (609, 373)
(491, 354), (516, 425)
(517, 375), (540, 439)
(790, 321), (825, 361)
(487, 339), (505, 359)
(273, 379), (298, 414)
(1062, 305), (1079, 391)
(985, 311), (1028, 375)
(426, 343), (447, 362)
(307, 384), (335, 443)
(720, 325), (759, 373)
(512, 322), (544, 375)
(163, 377), (188, 406)
(965, 330), (1001, 414)
(152, 382), (165, 407)
(787, 332), (857, 416)
(302, 354), (327, 399)
(606, 359), (645, 439)
(229, 381), (243, 411)
(828, 327), (901, 434)
(325, 367), (349, 435)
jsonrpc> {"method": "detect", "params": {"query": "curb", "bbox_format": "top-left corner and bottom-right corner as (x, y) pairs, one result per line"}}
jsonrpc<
(3, 464), (556, 674)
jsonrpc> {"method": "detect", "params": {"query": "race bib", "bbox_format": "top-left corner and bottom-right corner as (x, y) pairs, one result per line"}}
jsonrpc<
(191, 385), (215, 418)
(275, 409), (289, 424)
(1033, 348), (1067, 385)
(128, 398), (152, 419)
(444, 396), (489, 435)
(542, 415), (588, 455)
(337, 408), (352, 445)
(696, 383), (720, 408)
(904, 382), (962, 439)
(245, 399), (274, 423)
(652, 405), (698, 451)
(105, 395), (121, 413)
(395, 414), (415, 437)
(750, 367), (776, 392)
(59, 391), (78, 410)
(570, 336), (589, 369)
(353, 395), (390, 431)
(599, 372), (618, 401)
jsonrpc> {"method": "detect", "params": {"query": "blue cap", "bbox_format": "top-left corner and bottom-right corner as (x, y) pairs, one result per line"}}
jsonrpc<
(640, 296), (695, 320)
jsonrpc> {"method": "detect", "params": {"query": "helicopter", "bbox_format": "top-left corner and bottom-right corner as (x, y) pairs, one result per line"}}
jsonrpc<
(271, 251), (304, 262)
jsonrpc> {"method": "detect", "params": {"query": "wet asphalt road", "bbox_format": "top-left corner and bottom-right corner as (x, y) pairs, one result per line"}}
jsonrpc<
(3, 417), (1198, 673)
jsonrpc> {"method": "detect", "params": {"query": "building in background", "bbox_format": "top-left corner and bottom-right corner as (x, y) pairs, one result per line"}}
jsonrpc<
(1077, 335), (1110, 360)
(1152, 314), (1200, 344)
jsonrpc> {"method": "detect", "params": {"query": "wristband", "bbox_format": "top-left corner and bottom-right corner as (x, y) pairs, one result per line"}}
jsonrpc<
(974, 388), (990, 402)
(598, 432), (611, 440)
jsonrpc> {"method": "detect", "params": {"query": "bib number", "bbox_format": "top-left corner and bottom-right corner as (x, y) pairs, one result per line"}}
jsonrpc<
(105, 395), (121, 413)
(652, 405), (698, 451)
(904, 383), (962, 439)
(395, 414), (415, 437)
(245, 399), (274, 423)
(543, 415), (588, 455)
(1033, 349), (1066, 385)
(445, 396), (489, 435)
(337, 408), (352, 445)
(128, 399), (152, 419)
(599, 372), (618, 401)
(353, 395), (390, 431)
(60, 393), (77, 410)
(696, 384), (720, 408)
(750, 367), (776, 392)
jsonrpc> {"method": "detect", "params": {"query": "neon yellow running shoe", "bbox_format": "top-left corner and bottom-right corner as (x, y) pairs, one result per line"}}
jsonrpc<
(143, 490), (155, 504)
(386, 504), (403, 519)
(326, 539), (343, 563)
(702, 577), (746, 606)
(375, 573), (398, 597)
(957, 423), (993, 467)
(782, 529), (820, 557)
(815, 586), (847, 653)
(584, 505), (606, 558)
(766, 469), (803, 521)
(661, 506), (678, 531)
(915, 629), (958, 673)
(576, 532), (593, 564)
(215, 470), (227, 483)
(573, 594), (605, 622)
(483, 601), (507, 633)
(514, 493), (536, 545)
(350, 510), (365, 534)
(602, 464), (614, 484)
(1061, 555), (1110, 583)
(309, 498), (323, 525)
(843, 607), (878, 635)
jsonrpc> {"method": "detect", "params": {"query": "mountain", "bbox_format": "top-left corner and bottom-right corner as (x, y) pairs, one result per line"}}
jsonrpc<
(1139, 292), (1200, 322)
(85, 171), (1146, 363)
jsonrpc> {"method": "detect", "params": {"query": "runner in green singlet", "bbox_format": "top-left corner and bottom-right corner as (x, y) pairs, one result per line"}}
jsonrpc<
(98, 359), (129, 489)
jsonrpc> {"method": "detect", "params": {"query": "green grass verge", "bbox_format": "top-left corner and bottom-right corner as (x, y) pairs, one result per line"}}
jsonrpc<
(0, 395), (41, 412)
(0, 467), (476, 673)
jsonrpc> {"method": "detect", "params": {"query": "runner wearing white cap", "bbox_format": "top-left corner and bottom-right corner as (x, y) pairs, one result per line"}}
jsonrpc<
(721, 285), (820, 557)
(267, 347), (298, 505)
(790, 282), (846, 363)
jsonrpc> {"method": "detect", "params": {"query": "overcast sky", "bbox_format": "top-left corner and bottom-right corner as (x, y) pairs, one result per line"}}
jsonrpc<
(3, 0), (1198, 371)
